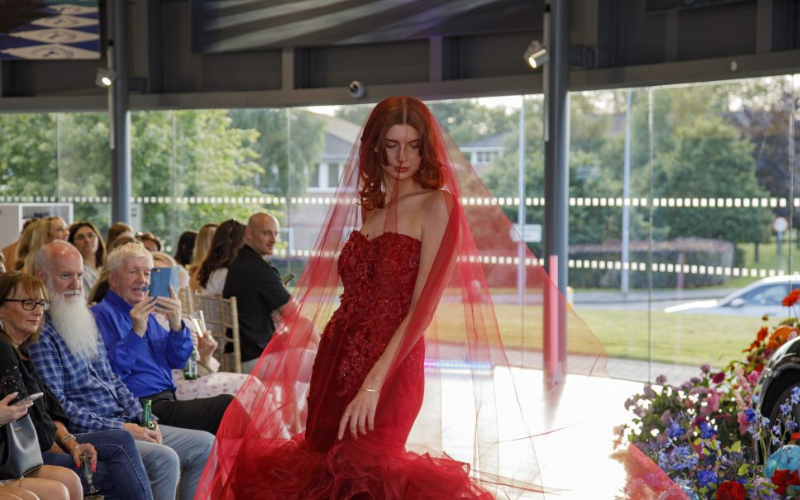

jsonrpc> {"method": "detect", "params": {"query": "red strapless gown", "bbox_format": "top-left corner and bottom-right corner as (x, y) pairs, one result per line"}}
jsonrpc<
(217, 231), (492, 499)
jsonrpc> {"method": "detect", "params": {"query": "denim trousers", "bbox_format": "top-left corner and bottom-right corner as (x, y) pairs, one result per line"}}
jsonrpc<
(135, 424), (214, 500)
(43, 428), (153, 500)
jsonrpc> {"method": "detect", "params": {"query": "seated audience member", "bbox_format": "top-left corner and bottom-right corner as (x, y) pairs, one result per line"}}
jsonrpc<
(88, 237), (142, 304)
(67, 222), (106, 296)
(105, 223), (133, 251)
(197, 220), (245, 296)
(150, 252), (248, 399)
(135, 232), (162, 253)
(13, 220), (41, 272)
(29, 242), (213, 500)
(20, 217), (69, 275)
(223, 213), (291, 373)
(188, 223), (217, 292)
(2, 219), (39, 272)
(91, 243), (233, 434)
(0, 271), (153, 500)
(173, 231), (196, 269)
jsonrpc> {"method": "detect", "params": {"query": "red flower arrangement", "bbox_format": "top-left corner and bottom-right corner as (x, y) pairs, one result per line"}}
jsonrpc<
(771, 469), (800, 495)
(715, 481), (745, 500)
(715, 481), (746, 500)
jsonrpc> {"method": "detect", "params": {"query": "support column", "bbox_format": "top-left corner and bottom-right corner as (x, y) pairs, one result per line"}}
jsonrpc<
(543, 0), (569, 385)
(110, 0), (131, 224)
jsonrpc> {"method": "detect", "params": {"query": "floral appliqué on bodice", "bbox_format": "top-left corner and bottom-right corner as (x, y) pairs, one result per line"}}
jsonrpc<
(325, 231), (421, 397)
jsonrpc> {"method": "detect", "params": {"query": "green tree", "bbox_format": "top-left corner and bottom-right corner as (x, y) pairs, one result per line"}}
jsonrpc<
(228, 109), (326, 198)
(652, 115), (772, 253)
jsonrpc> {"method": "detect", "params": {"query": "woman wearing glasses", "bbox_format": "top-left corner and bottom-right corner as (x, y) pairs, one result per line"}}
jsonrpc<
(67, 222), (106, 297)
(0, 272), (154, 500)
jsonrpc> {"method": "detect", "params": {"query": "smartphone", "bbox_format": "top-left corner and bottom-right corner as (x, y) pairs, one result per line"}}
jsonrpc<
(282, 273), (295, 286)
(14, 392), (43, 405)
(149, 267), (180, 299)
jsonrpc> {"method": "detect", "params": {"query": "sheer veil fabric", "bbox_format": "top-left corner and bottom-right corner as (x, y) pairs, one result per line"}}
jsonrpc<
(196, 97), (651, 499)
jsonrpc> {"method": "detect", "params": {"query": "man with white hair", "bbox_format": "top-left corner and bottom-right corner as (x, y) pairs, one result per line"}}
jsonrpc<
(29, 241), (213, 500)
(92, 242), (233, 435)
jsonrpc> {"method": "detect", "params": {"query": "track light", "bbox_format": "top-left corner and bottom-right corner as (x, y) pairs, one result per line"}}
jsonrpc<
(523, 40), (548, 70)
(95, 68), (118, 88)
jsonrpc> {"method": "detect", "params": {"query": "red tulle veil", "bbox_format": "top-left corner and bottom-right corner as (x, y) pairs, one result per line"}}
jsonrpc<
(196, 96), (667, 499)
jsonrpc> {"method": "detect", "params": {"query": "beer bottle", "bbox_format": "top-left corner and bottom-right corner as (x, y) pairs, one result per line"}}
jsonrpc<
(141, 399), (155, 430)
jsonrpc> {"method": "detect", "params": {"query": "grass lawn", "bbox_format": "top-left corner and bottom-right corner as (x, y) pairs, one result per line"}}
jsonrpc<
(577, 309), (763, 368)
(425, 302), (764, 369)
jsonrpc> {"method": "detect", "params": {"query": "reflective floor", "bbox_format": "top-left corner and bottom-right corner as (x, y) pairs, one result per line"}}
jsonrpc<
(430, 367), (645, 499)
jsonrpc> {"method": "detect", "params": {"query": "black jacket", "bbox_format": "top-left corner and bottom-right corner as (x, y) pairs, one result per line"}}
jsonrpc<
(223, 245), (291, 362)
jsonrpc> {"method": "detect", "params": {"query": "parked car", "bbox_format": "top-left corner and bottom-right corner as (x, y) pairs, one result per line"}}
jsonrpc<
(664, 276), (800, 318)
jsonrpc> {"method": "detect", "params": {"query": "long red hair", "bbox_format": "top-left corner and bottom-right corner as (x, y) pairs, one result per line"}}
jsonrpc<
(358, 96), (446, 210)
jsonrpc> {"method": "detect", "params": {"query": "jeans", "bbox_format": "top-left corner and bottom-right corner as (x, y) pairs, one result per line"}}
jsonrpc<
(42, 429), (153, 500)
(135, 424), (214, 500)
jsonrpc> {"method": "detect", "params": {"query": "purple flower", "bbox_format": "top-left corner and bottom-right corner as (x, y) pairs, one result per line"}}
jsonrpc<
(792, 386), (800, 405)
(700, 363), (711, 374)
(697, 469), (717, 488)
(690, 377), (702, 385)
(656, 374), (667, 385)
(643, 383), (655, 398)
(667, 421), (685, 439)
(699, 421), (716, 439)
(781, 403), (792, 416)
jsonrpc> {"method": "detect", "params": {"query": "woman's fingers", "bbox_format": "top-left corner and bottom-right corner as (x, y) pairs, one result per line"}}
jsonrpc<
(337, 409), (352, 441)
(0, 392), (17, 406)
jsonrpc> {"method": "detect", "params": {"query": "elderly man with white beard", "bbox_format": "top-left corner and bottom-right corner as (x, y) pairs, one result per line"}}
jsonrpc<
(28, 241), (213, 500)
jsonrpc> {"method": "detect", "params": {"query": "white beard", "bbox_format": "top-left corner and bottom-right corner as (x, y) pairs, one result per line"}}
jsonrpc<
(48, 287), (100, 361)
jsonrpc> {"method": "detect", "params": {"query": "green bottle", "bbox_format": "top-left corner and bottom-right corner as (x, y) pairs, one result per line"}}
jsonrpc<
(141, 399), (155, 430)
(183, 348), (199, 380)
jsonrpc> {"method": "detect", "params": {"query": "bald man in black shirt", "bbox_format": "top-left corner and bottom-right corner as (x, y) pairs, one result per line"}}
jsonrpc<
(223, 213), (291, 373)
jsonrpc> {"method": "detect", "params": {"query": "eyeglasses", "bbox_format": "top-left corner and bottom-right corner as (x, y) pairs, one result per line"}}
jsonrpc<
(73, 232), (97, 242)
(5, 299), (51, 311)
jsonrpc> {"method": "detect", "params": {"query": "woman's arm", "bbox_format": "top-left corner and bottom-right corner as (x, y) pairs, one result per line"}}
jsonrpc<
(338, 191), (457, 440)
(52, 420), (97, 469)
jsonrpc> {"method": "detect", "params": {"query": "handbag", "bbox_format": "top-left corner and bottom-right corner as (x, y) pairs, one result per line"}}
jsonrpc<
(0, 415), (43, 479)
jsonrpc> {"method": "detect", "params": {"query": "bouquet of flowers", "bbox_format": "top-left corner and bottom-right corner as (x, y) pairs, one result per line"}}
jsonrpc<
(619, 289), (800, 499)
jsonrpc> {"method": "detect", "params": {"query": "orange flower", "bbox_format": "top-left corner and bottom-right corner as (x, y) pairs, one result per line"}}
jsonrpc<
(783, 289), (800, 307)
(767, 325), (800, 351)
(756, 326), (769, 342)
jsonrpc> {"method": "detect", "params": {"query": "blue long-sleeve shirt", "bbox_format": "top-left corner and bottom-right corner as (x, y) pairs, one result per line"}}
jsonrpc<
(92, 290), (192, 398)
(29, 316), (143, 433)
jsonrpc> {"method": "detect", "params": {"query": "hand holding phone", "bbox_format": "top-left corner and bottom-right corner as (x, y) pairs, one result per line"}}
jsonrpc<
(149, 267), (180, 299)
(14, 392), (43, 405)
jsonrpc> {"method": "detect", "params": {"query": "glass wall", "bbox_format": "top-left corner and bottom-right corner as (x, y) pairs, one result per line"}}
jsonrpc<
(0, 74), (797, 382)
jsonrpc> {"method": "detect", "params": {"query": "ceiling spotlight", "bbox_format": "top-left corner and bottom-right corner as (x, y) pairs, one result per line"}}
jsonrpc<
(95, 68), (118, 88)
(523, 40), (549, 70)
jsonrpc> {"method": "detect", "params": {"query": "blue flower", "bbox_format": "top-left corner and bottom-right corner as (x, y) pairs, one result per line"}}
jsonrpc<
(668, 421), (686, 439)
(699, 421), (716, 439)
(697, 469), (717, 488)
(745, 408), (757, 423)
(792, 386), (800, 405)
(781, 403), (792, 416)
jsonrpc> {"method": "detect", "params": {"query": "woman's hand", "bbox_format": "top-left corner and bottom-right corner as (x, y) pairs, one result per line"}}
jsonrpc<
(337, 387), (381, 441)
(0, 393), (32, 425)
(70, 442), (97, 471)
(196, 330), (217, 363)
